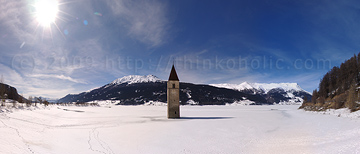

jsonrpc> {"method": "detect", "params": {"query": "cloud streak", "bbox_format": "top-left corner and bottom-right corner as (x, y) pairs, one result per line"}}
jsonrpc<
(29, 74), (87, 84)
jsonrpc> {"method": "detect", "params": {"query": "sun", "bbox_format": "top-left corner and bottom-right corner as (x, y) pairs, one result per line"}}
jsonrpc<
(34, 0), (59, 27)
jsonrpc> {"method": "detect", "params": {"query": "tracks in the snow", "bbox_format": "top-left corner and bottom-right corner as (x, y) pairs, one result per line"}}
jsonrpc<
(0, 115), (35, 154)
(2, 110), (117, 154)
(88, 127), (114, 154)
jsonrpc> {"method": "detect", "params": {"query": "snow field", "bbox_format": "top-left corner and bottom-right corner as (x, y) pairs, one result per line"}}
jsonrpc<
(0, 105), (359, 154)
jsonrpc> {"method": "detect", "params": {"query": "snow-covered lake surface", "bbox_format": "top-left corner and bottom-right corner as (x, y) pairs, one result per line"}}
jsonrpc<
(1, 105), (360, 154)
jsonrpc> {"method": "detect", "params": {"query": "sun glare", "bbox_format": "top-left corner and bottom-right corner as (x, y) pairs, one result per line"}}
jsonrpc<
(34, 0), (59, 27)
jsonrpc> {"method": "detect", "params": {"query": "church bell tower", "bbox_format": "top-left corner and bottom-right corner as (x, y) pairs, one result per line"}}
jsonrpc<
(167, 65), (180, 118)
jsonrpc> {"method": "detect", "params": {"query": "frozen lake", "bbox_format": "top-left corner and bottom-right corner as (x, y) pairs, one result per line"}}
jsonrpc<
(1, 105), (359, 154)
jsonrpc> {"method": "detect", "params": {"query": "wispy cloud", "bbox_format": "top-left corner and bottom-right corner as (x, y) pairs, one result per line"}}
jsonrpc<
(0, 0), (34, 45)
(0, 63), (77, 98)
(0, 63), (25, 86)
(29, 74), (87, 84)
(106, 0), (170, 47)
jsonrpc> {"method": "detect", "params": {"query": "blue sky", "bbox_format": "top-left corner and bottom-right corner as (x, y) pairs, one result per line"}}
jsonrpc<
(1, 0), (360, 98)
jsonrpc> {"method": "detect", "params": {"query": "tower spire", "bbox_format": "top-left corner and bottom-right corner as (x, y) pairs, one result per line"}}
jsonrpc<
(168, 64), (179, 81)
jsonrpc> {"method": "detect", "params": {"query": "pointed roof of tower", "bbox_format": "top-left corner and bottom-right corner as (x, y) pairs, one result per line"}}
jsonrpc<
(168, 65), (179, 81)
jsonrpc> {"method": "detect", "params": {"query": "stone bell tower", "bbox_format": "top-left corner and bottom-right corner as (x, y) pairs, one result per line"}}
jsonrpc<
(167, 64), (180, 118)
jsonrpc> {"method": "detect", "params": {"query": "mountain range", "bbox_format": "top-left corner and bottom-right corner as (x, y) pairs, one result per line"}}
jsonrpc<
(58, 75), (312, 105)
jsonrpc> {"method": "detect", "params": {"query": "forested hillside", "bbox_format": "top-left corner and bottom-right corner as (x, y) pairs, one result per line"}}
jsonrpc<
(300, 53), (360, 111)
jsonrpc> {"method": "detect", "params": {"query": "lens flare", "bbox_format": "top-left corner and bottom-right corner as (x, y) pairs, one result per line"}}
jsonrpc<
(94, 12), (103, 16)
(34, 0), (59, 27)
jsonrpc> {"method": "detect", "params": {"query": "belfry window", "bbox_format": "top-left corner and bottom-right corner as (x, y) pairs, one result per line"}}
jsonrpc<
(172, 84), (175, 88)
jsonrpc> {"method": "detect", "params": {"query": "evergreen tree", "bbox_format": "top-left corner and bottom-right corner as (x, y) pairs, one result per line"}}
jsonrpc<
(319, 73), (330, 98)
(329, 66), (339, 97)
(311, 90), (318, 103)
(304, 53), (360, 111)
(303, 95), (308, 103)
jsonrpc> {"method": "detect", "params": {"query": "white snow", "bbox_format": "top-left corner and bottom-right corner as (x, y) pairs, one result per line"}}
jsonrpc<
(85, 86), (101, 93)
(144, 101), (167, 106)
(186, 99), (199, 105)
(211, 82), (308, 94)
(1, 105), (359, 154)
(110, 75), (162, 85)
(278, 97), (303, 105)
(227, 100), (255, 105)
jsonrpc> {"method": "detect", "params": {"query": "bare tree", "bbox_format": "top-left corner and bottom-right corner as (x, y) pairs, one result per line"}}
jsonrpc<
(346, 81), (357, 111)
(35, 97), (43, 106)
(34, 97), (38, 106)
(43, 100), (49, 106)
(27, 96), (32, 107)
(12, 99), (16, 108)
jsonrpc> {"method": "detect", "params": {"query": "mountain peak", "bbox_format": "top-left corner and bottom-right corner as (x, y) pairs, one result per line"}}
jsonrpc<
(250, 82), (302, 93)
(211, 82), (307, 94)
(110, 75), (162, 85)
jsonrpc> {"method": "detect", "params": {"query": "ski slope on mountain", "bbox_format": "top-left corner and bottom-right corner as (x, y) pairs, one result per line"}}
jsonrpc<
(0, 105), (359, 154)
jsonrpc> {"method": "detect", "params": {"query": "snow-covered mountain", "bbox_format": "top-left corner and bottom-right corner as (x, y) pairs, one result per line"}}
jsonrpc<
(58, 75), (311, 105)
(211, 82), (309, 94)
(110, 75), (162, 85)
(211, 82), (311, 105)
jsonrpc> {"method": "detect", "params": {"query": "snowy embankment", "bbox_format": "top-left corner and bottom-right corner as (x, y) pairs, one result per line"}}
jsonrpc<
(0, 100), (51, 113)
(0, 104), (360, 154)
(304, 108), (360, 119)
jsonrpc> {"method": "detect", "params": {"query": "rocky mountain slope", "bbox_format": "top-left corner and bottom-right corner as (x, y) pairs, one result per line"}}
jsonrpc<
(0, 83), (24, 102)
